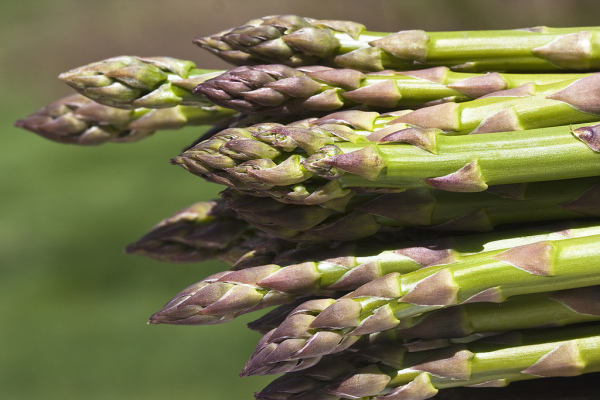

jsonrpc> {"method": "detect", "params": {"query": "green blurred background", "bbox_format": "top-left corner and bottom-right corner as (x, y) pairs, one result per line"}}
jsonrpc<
(3, 1), (600, 398)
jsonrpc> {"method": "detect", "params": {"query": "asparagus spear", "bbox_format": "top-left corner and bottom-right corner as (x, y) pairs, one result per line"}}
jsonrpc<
(148, 220), (600, 326)
(195, 15), (600, 72)
(125, 194), (409, 268)
(172, 110), (600, 203)
(222, 176), (600, 242)
(256, 323), (600, 400)
(194, 64), (589, 116)
(58, 56), (222, 109)
(244, 285), (600, 376)
(125, 200), (269, 265)
(15, 93), (237, 145)
(240, 232), (600, 376)
(392, 73), (600, 134)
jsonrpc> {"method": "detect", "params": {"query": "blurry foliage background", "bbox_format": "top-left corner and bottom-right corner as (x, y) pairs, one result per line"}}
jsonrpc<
(2, 0), (600, 398)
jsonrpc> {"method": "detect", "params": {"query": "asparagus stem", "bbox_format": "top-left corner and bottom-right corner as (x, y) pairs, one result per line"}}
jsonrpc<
(15, 93), (237, 145)
(222, 176), (600, 242)
(243, 285), (600, 376)
(59, 56), (222, 109)
(195, 15), (600, 72)
(256, 323), (600, 400)
(172, 110), (600, 202)
(241, 232), (600, 376)
(392, 73), (600, 135)
(194, 64), (590, 116)
(148, 220), (600, 326)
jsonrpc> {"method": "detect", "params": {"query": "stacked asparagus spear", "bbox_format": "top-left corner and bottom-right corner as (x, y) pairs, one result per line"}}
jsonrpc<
(17, 14), (600, 399)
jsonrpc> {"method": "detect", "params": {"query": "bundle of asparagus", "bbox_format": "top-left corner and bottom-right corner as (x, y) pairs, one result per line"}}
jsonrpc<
(17, 13), (600, 400)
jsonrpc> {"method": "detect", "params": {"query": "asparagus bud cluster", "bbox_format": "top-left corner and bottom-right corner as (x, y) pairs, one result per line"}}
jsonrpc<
(125, 200), (273, 266)
(58, 56), (221, 109)
(15, 93), (237, 145)
(18, 13), (600, 400)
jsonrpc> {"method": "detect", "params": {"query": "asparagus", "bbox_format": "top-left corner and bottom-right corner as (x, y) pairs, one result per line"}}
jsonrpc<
(172, 110), (600, 203)
(392, 73), (600, 135)
(125, 200), (270, 266)
(240, 232), (600, 376)
(222, 176), (600, 242)
(59, 56), (222, 109)
(256, 323), (600, 400)
(244, 285), (600, 375)
(15, 93), (237, 145)
(194, 64), (589, 116)
(148, 220), (600, 326)
(125, 194), (411, 268)
(195, 15), (600, 72)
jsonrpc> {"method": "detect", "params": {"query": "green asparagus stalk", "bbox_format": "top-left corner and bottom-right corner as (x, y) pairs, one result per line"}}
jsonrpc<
(58, 56), (222, 109)
(244, 285), (600, 376)
(195, 15), (600, 72)
(194, 64), (589, 116)
(15, 93), (237, 145)
(148, 220), (600, 326)
(172, 110), (600, 203)
(392, 73), (600, 135)
(241, 232), (600, 376)
(256, 323), (600, 400)
(125, 200), (270, 266)
(222, 176), (600, 242)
